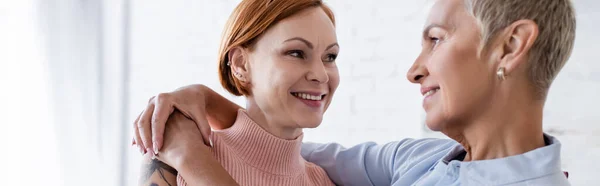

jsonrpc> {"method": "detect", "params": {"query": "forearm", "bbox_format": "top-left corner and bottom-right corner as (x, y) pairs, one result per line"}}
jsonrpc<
(301, 141), (398, 185)
(139, 154), (178, 186)
(302, 139), (457, 185)
(199, 85), (241, 129)
(175, 145), (239, 186)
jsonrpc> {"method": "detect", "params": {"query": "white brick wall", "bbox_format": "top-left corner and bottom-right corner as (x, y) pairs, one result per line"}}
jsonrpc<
(126, 1), (600, 185)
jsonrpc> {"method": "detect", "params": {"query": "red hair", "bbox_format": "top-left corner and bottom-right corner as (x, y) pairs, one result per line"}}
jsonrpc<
(218, 0), (336, 96)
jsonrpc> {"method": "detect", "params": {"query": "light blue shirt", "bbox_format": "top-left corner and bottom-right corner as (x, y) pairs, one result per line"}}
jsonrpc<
(301, 134), (569, 186)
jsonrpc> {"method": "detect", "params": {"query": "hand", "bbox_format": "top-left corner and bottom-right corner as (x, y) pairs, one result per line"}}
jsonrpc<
(154, 110), (210, 169)
(132, 84), (212, 155)
(156, 110), (239, 186)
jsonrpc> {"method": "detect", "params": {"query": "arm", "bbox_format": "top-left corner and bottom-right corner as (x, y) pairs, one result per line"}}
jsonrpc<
(133, 84), (242, 154)
(139, 154), (178, 186)
(198, 84), (241, 130)
(301, 139), (456, 186)
(155, 110), (238, 186)
(138, 147), (238, 186)
(174, 144), (239, 186)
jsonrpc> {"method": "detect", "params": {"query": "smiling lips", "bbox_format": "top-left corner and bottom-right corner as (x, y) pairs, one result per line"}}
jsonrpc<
(292, 92), (324, 101)
(291, 92), (326, 108)
(421, 86), (440, 98)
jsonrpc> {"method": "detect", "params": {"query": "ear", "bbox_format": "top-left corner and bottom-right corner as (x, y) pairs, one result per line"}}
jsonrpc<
(498, 20), (539, 75)
(228, 46), (251, 83)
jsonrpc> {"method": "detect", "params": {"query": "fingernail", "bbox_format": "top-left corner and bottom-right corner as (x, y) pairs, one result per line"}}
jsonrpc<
(153, 142), (159, 155)
(146, 148), (154, 156)
(138, 145), (144, 154)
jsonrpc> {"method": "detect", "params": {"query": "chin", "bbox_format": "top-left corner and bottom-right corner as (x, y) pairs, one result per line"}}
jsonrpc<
(295, 116), (323, 129)
(425, 115), (444, 131)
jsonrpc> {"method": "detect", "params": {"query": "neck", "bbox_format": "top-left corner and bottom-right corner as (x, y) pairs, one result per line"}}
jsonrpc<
(213, 109), (306, 175)
(245, 99), (303, 140)
(444, 85), (546, 161)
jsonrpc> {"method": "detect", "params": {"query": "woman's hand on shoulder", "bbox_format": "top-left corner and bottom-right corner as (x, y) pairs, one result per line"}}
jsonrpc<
(132, 84), (212, 155)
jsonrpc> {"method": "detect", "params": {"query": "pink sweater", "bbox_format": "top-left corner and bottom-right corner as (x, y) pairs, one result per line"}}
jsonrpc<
(177, 110), (334, 186)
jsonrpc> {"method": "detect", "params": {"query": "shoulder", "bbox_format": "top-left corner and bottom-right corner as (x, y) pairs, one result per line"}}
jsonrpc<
(303, 161), (335, 185)
(393, 138), (457, 156)
(303, 161), (328, 175)
(370, 138), (457, 163)
(387, 138), (457, 171)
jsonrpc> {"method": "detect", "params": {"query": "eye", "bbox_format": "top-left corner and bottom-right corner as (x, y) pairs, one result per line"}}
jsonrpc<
(287, 50), (305, 59)
(429, 37), (440, 45)
(323, 53), (338, 62)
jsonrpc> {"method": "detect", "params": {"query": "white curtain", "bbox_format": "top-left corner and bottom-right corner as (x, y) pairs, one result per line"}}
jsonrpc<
(1, 0), (132, 185)
(1, 0), (60, 185)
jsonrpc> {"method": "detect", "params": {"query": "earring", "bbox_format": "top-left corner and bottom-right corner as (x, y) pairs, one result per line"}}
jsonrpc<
(497, 67), (506, 80)
(234, 72), (246, 83)
(234, 72), (243, 79)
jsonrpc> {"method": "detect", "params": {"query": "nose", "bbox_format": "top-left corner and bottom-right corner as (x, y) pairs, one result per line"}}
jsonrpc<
(306, 62), (329, 84)
(407, 55), (429, 84)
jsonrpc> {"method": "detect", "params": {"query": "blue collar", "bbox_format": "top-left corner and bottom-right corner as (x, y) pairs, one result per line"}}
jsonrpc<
(438, 134), (564, 185)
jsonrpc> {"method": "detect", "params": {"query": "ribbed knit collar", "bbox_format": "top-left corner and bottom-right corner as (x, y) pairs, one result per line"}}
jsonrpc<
(212, 109), (305, 176)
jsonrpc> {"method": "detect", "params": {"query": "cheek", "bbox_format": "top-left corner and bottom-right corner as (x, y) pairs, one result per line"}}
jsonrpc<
(327, 68), (340, 93)
(430, 62), (459, 115)
(430, 53), (490, 118)
(265, 63), (302, 98)
(250, 60), (284, 97)
(428, 50), (475, 114)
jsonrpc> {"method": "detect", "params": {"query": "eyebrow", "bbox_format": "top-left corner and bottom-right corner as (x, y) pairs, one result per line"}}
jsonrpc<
(326, 43), (339, 51)
(422, 24), (446, 39)
(284, 37), (314, 49)
(283, 37), (339, 51)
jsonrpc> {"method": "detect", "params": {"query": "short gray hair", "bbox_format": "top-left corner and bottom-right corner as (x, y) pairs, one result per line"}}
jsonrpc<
(464, 0), (576, 98)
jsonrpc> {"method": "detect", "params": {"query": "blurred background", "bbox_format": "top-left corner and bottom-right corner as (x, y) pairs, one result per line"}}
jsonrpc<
(2, 0), (599, 185)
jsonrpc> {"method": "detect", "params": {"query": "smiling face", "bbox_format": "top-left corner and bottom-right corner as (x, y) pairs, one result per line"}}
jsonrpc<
(407, 0), (496, 131)
(232, 7), (339, 130)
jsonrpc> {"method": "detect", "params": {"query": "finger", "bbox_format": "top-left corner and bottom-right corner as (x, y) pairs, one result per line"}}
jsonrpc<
(138, 96), (155, 151)
(138, 103), (156, 154)
(182, 107), (211, 146)
(151, 93), (175, 153)
(170, 100), (211, 145)
(147, 95), (156, 104)
(196, 116), (212, 146)
(167, 94), (211, 146)
(133, 113), (145, 154)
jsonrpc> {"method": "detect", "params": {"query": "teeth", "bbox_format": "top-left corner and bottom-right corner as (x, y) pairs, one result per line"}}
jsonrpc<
(293, 93), (323, 101)
(424, 88), (439, 97)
